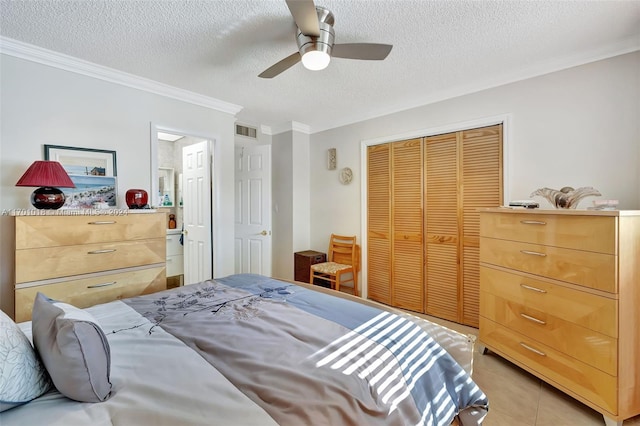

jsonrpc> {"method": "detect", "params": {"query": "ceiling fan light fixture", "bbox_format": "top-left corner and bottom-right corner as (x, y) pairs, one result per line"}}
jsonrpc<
(258, 2), (392, 78)
(296, 18), (334, 72)
(301, 50), (331, 71)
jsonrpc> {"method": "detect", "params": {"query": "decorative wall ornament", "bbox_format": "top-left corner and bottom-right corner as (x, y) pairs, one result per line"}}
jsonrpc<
(339, 167), (353, 185)
(530, 186), (601, 209)
(327, 148), (337, 170)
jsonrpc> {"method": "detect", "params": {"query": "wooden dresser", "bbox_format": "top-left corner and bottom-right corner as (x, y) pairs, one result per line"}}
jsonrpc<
(479, 208), (640, 426)
(14, 211), (167, 322)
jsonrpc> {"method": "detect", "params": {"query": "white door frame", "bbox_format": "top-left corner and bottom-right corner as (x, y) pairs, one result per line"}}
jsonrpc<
(150, 123), (219, 277)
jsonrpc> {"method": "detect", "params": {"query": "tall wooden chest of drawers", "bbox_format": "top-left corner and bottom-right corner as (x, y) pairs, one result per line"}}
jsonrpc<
(479, 208), (640, 425)
(13, 211), (167, 322)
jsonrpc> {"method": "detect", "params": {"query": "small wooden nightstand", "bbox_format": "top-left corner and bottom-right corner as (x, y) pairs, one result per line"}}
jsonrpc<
(294, 250), (326, 284)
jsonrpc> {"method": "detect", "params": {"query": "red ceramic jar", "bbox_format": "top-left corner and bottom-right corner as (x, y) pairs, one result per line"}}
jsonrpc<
(125, 189), (148, 209)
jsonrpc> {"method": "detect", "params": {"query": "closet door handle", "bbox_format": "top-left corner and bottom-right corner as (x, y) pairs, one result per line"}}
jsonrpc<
(88, 221), (117, 225)
(520, 313), (546, 325)
(520, 220), (546, 225)
(520, 284), (547, 294)
(87, 281), (116, 289)
(519, 342), (546, 356)
(88, 249), (116, 254)
(520, 250), (546, 257)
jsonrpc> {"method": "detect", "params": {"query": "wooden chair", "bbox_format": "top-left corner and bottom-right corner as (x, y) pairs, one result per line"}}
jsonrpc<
(310, 234), (360, 296)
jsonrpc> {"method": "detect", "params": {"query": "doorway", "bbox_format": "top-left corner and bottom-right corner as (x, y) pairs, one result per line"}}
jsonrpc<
(234, 144), (272, 276)
(150, 124), (216, 285)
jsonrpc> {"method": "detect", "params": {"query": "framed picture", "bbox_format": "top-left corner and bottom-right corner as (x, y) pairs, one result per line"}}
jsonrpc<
(44, 144), (117, 177)
(44, 145), (118, 208)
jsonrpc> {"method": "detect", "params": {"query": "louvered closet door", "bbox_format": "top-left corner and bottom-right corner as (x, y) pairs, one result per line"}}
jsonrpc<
(460, 125), (502, 327)
(391, 139), (423, 312)
(424, 132), (459, 322)
(367, 144), (391, 304)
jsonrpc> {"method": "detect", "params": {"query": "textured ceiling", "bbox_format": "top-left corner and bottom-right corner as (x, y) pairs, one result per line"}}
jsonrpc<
(1, 0), (639, 133)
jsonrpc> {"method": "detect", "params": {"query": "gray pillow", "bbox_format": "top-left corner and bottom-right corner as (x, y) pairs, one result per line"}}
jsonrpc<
(32, 293), (112, 403)
(0, 309), (51, 412)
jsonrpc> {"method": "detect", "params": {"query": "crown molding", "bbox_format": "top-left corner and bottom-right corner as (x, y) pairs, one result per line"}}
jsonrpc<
(260, 125), (272, 135)
(310, 38), (640, 134)
(265, 120), (311, 136)
(0, 36), (243, 115)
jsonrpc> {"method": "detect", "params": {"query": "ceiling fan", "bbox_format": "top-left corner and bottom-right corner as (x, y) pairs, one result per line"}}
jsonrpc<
(258, 0), (393, 78)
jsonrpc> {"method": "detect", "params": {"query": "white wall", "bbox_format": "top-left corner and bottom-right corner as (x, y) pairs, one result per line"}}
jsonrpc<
(0, 55), (237, 316)
(308, 51), (640, 267)
(271, 132), (294, 280)
(269, 129), (312, 281)
(291, 130), (311, 254)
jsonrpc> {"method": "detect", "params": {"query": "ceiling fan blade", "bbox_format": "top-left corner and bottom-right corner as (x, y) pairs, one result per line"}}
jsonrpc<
(332, 43), (393, 60)
(285, 0), (320, 37)
(258, 52), (301, 78)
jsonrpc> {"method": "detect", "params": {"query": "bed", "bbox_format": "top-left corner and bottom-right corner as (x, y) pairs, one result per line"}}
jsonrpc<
(1, 274), (488, 425)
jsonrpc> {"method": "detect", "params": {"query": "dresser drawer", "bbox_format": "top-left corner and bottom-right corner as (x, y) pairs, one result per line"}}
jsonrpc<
(480, 237), (616, 292)
(16, 214), (166, 249)
(16, 238), (166, 283)
(480, 318), (617, 414)
(480, 266), (617, 337)
(480, 213), (616, 254)
(15, 265), (166, 322)
(480, 292), (617, 375)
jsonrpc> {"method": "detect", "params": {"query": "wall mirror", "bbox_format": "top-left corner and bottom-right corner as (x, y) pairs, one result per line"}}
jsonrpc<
(158, 167), (175, 207)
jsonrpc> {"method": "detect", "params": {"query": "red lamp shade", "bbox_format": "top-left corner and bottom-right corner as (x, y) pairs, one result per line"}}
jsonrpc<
(16, 161), (75, 209)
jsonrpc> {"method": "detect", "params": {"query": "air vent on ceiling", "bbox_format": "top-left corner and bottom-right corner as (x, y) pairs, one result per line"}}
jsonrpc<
(236, 124), (257, 139)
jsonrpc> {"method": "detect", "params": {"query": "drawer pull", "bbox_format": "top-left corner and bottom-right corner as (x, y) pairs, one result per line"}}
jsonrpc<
(520, 313), (546, 325)
(520, 284), (547, 294)
(88, 221), (117, 225)
(520, 250), (546, 257)
(520, 220), (547, 225)
(87, 281), (116, 289)
(519, 342), (546, 356)
(88, 249), (116, 254)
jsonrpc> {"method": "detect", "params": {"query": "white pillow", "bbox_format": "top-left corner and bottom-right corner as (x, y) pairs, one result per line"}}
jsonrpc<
(0, 309), (51, 412)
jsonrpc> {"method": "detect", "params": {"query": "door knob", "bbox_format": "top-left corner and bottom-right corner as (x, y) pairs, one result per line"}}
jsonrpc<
(259, 230), (268, 236)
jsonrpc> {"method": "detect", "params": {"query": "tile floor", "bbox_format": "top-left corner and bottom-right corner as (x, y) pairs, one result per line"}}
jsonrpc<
(416, 314), (640, 426)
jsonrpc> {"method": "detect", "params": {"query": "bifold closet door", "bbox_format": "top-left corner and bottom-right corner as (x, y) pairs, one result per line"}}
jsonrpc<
(424, 124), (502, 326)
(424, 132), (459, 322)
(367, 124), (502, 327)
(459, 125), (502, 327)
(367, 144), (392, 304)
(391, 139), (423, 312)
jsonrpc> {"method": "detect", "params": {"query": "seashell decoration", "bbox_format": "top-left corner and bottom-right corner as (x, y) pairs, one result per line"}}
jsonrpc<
(530, 186), (601, 209)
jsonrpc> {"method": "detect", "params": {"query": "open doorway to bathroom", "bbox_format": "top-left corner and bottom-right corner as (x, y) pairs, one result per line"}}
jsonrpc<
(150, 124), (215, 288)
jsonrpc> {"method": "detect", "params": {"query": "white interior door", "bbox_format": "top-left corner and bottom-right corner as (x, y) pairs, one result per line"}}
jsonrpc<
(234, 145), (272, 276)
(183, 140), (212, 284)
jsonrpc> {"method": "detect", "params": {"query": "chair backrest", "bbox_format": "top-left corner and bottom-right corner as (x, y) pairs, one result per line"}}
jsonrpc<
(328, 234), (360, 271)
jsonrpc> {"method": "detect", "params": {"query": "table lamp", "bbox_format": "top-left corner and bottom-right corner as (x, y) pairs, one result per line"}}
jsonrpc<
(15, 160), (75, 209)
